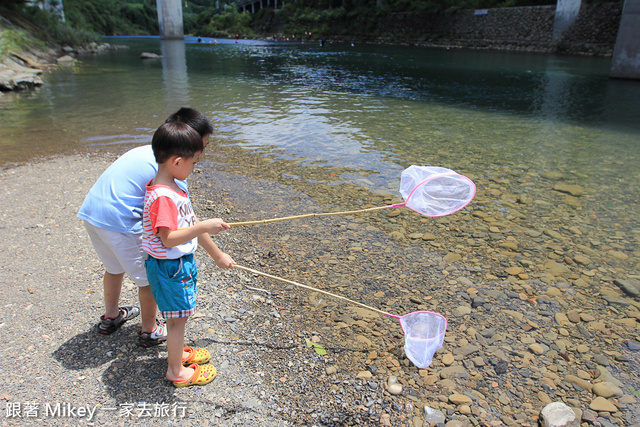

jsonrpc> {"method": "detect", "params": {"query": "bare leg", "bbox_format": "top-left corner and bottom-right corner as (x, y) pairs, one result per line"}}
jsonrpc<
(103, 272), (125, 319)
(138, 286), (158, 333)
(165, 317), (193, 381)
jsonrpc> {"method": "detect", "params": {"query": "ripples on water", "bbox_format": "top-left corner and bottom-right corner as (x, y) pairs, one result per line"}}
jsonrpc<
(0, 36), (638, 226)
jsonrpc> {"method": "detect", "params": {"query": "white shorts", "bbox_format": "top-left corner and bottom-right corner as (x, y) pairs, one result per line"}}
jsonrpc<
(83, 221), (149, 287)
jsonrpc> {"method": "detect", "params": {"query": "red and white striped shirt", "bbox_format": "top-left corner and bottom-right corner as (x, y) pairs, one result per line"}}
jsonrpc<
(142, 181), (198, 259)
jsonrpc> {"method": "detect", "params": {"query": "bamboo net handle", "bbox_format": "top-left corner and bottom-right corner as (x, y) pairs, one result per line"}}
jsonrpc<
(233, 265), (390, 317)
(228, 206), (388, 227)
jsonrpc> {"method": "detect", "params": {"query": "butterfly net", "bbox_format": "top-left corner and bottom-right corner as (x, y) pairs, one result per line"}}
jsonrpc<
(399, 166), (476, 217)
(398, 311), (447, 369)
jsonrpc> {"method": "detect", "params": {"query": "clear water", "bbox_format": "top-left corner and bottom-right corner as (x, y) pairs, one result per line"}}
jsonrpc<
(1, 36), (638, 232)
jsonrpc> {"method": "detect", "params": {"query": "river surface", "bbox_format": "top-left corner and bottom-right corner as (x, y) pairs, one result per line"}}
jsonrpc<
(1, 36), (639, 243)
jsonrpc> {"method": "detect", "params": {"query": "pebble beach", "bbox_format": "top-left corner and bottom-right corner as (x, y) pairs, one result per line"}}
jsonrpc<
(0, 146), (639, 427)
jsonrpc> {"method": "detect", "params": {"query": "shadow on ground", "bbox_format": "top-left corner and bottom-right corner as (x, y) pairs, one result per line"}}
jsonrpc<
(52, 324), (177, 405)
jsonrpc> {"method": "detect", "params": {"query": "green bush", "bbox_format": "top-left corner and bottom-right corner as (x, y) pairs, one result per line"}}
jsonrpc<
(196, 2), (256, 38)
(21, 5), (101, 45)
(0, 27), (44, 57)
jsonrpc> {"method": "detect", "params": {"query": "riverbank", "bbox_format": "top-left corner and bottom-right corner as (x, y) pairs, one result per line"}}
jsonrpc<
(0, 149), (638, 426)
(0, 13), (127, 93)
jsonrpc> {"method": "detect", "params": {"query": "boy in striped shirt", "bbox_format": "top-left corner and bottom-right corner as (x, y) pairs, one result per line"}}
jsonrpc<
(142, 121), (234, 387)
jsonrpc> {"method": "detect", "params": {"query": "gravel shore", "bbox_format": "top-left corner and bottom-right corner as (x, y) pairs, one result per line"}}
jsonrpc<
(1, 152), (639, 427)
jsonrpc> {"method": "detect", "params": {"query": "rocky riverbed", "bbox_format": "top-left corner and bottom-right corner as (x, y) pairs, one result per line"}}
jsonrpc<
(0, 148), (638, 427)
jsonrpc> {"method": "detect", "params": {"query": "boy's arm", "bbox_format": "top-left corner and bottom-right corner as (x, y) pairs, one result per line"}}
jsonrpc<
(157, 218), (230, 249)
(199, 233), (235, 269)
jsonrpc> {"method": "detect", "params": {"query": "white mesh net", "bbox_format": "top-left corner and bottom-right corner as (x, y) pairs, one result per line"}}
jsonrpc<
(399, 166), (476, 217)
(399, 311), (447, 369)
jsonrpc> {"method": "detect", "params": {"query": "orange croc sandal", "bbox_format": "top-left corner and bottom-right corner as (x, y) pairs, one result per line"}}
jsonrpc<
(182, 346), (211, 365)
(172, 364), (217, 388)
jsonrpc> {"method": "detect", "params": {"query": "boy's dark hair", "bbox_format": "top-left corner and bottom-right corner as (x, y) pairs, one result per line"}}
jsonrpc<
(165, 107), (214, 137)
(152, 122), (204, 164)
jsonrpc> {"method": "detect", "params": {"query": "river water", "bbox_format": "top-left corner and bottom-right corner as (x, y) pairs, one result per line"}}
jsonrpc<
(1, 36), (638, 232)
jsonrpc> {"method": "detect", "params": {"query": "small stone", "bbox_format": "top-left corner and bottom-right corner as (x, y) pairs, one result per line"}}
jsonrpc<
(588, 396), (618, 412)
(566, 311), (581, 323)
(388, 383), (403, 395)
(538, 391), (553, 405)
(593, 354), (610, 366)
(442, 353), (455, 366)
(576, 344), (589, 353)
(552, 183), (584, 197)
(542, 171), (564, 180)
(546, 287), (562, 296)
(458, 405), (471, 415)
(444, 253), (462, 262)
(356, 371), (372, 380)
(505, 266), (523, 276)
(380, 413), (391, 426)
(423, 405), (446, 425)
(580, 313), (596, 322)
(454, 305), (471, 316)
(449, 393), (472, 405)
(565, 375), (593, 391)
(326, 366), (337, 375)
(529, 344), (545, 355)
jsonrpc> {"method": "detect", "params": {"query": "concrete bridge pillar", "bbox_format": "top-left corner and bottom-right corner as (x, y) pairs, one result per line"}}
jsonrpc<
(552, 0), (581, 43)
(157, 0), (184, 40)
(611, 0), (640, 79)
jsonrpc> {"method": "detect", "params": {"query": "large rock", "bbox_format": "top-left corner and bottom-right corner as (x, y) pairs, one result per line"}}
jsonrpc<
(539, 402), (579, 427)
(613, 279), (640, 297)
(140, 52), (162, 59)
(0, 68), (43, 91)
(56, 55), (75, 66)
(592, 382), (624, 398)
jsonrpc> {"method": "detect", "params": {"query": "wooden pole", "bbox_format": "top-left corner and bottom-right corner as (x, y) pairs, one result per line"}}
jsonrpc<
(234, 265), (390, 316)
(228, 206), (388, 227)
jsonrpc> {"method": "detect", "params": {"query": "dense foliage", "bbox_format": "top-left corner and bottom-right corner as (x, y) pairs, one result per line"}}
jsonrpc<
(196, 3), (256, 38)
(1, 1), (100, 49)
(4, 0), (616, 43)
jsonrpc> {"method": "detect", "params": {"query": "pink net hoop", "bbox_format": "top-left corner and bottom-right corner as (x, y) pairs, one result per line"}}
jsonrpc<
(398, 166), (476, 217)
(391, 310), (447, 368)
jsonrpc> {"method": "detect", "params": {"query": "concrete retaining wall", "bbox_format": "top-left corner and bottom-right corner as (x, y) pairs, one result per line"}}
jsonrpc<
(370, 3), (622, 55)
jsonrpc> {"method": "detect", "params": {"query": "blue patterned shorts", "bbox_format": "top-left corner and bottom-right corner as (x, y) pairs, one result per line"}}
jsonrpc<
(145, 254), (197, 319)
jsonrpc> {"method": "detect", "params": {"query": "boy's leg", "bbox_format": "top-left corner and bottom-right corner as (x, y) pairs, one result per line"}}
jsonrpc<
(138, 285), (159, 333)
(103, 271), (125, 319)
(165, 317), (193, 381)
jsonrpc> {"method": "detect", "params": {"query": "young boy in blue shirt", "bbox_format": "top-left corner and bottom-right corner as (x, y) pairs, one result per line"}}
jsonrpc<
(78, 108), (223, 347)
(142, 121), (234, 387)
